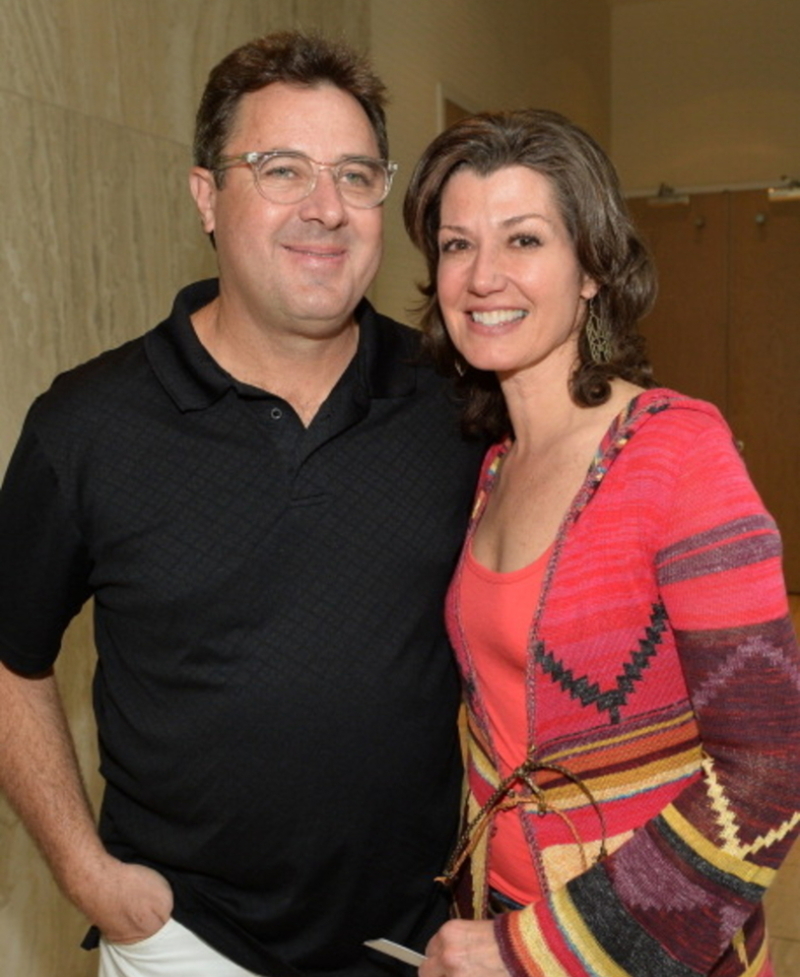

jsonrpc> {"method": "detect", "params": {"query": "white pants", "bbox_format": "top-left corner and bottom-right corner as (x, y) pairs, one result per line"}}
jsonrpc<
(98, 917), (262, 977)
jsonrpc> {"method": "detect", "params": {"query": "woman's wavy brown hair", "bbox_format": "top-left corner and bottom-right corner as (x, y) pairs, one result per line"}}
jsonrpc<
(403, 109), (657, 439)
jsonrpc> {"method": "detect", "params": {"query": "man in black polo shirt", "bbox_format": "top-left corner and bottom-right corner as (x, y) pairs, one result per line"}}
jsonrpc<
(0, 32), (483, 977)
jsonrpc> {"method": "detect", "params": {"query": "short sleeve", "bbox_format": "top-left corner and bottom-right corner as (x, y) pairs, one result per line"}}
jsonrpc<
(0, 415), (92, 672)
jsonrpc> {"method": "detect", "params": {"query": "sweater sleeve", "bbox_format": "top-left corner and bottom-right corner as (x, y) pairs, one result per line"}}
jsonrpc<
(494, 412), (800, 977)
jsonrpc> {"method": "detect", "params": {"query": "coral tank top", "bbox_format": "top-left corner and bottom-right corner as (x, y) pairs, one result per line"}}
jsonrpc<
(459, 539), (553, 904)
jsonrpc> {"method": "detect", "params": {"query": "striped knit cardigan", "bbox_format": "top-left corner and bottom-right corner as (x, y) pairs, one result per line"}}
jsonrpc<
(445, 389), (800, 977)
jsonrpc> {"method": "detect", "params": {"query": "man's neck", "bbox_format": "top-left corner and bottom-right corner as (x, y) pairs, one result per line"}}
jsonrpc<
(190, 297), (360, 427)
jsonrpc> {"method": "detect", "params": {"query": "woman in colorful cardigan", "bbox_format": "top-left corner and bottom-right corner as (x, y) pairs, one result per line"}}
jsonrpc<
(403, 108), (800, 977)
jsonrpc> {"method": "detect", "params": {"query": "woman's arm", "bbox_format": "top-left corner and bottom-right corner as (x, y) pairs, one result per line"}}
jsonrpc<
(492, 416), (800, 977)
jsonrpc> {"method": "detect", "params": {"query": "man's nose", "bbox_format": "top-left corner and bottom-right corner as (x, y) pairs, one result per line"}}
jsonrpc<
(298, 168), (347, 227)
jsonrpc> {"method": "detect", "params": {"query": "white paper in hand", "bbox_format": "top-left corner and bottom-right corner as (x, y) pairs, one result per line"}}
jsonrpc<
(364, 938), (426, 966)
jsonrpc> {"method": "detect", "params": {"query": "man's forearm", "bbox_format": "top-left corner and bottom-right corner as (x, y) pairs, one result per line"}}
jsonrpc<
(0, 662), (108, 904)
(0, 661), (174, 940)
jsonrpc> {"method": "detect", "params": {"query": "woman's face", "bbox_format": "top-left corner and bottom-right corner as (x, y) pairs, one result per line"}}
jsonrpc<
(436, 165), (597, 382)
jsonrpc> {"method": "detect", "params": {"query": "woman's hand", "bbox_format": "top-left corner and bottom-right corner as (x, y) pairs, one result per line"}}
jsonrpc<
(420, 919), (509, 977)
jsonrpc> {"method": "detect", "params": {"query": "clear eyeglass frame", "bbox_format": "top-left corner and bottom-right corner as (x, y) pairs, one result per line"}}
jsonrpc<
(214, 150), (398, 209)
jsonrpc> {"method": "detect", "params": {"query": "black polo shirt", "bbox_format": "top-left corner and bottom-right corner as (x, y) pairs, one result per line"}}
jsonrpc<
(0, 280), (485, 976)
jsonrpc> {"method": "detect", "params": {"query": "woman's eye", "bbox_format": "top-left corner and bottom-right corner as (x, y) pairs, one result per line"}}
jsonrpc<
(511, 234), (542, 248)
(439, 237), (469, 254)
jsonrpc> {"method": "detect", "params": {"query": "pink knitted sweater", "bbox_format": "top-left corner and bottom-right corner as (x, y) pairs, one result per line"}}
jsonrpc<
(445, 389), (800, 977)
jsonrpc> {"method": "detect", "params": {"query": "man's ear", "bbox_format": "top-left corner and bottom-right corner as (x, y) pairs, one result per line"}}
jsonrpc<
(189, 167), (217, 234)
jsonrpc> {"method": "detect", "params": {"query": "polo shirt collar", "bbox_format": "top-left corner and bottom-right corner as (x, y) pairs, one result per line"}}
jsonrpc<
(146, 279), (418, 412)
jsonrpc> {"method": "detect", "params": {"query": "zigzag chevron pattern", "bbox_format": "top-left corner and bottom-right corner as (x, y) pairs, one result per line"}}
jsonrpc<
(534, 603), (668, 724)
(703, 753), (800, 858)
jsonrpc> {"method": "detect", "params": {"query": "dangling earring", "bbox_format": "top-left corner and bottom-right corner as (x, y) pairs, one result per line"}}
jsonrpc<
(585, 299), (612, 364)
(454, 358), (466, 377)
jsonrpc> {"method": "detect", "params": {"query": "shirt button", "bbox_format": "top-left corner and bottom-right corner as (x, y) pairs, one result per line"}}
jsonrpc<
(270, 407), (283, 420)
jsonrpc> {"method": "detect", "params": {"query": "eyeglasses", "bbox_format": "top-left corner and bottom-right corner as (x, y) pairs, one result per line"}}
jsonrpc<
(214, 151), (398, 209)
